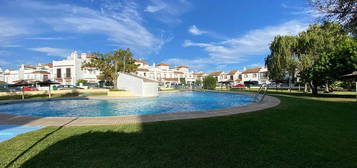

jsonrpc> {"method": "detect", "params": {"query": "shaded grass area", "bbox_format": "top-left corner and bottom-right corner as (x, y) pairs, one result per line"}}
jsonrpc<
(1, 95), (357, 167)
(230, 88), (357, 99)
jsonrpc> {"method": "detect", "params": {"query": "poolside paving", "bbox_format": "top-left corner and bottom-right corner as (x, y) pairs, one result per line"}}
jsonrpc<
(0, 124), (43, 142)
(0, 93), (280, 126)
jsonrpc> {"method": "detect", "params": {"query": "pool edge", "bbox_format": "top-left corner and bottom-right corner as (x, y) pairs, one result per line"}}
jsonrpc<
(0, 92), (280, 126)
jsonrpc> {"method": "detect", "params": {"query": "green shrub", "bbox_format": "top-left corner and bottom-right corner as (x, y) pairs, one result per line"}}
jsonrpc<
(109, 89), (126, 91)
(77, 79), (88, 86)
(203, 76), (217, 90)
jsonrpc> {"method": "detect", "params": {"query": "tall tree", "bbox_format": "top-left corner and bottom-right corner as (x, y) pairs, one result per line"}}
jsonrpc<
(266, 35), (298, 87)
(82, 48), (138, 89)
(203, 76), (217, 90)
(310, 0), (357, 35)
(297, 22), (348, 95)
(266, 21), (356, 96)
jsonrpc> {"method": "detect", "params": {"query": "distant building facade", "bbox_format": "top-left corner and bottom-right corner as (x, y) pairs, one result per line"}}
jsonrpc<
(3, 64), (52, 84)
(241, 67), (270, 85)
(52, 51), (100, 85)
(0, 67), (4, 82)
(134, 60), (204, 88)
(0, 51), (271, 87)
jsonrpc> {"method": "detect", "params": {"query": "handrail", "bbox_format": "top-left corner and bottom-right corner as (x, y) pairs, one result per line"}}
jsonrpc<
(254, 84), (268, 102)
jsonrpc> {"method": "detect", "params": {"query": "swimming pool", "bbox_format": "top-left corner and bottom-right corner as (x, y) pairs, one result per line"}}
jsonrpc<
(0, 91), (255, 117)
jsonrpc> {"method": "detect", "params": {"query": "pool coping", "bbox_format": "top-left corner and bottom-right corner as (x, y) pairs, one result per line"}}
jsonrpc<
(0, 91), (280, 126)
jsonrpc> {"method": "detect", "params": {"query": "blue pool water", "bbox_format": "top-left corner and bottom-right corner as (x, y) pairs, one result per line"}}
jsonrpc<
(0, 91), (254, 117)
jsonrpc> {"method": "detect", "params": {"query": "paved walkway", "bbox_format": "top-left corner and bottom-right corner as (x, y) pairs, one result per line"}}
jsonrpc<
(0, 94), (280, 126)
(0, 124), (43, 142)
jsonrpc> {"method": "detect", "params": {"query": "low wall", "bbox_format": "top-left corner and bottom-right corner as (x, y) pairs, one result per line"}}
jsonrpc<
(0, 89), (109, 97)
(107, 91), (133, 97)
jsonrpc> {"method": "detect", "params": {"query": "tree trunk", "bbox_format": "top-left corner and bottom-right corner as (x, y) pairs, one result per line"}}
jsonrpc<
(309, 81), (318, 96)
(304, 83), (308, 93)
(325, 82), (329, 93)
(113, 75), (118, 89)
(289, 75), (292, 93)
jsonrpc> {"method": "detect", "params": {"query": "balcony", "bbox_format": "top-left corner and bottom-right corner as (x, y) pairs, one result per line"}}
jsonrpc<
(55, 78), (63, 82)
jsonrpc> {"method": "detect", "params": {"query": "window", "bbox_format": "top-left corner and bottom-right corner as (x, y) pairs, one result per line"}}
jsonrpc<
(66, 68), (71, 78)
(253, 74), (257, 78)
(43, 75), (48, 81)
(244, 74), (248, 78)
(56, 69), (61, 78)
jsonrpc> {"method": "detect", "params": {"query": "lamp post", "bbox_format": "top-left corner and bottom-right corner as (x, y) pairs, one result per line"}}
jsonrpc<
(342, 71), (357, 102)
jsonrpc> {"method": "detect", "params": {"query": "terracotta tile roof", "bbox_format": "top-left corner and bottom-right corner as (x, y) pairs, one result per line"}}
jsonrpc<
(86, 55), (96, 59)
(134, 59), (149, 65)
(174, 71), (184, 74)
(43, 63), (53, 68)
(157, 63), (169, 66)
(163, 78), (179, 82)
(136, 68), (149, 72)
(242, 67), (261, 74)
(209, 71), (223, 76)
(177, 65), (188, 69)
(227, 70), (238, 75)
(32, 71), (50, 74)
(23, 65), (36, 69)
(194, 72), (205, 77)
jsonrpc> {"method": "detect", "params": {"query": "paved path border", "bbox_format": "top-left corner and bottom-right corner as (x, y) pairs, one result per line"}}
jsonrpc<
(0, 92), (280, 126)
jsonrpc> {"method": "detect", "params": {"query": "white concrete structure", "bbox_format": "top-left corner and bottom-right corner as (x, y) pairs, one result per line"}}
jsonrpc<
(0, 67), (4, 82)
(52, 51), (100, 85)
(241, 67), (270, 85)
(117, 72), (159, 97)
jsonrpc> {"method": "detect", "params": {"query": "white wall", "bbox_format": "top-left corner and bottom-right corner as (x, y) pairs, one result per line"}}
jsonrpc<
(143, 82), (159, 97)
(117, 72), (158, 97)
(117, 73), (143, 96)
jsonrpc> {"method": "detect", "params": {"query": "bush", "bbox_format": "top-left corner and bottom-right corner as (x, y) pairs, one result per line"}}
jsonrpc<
(109, 89), (126, 91)
(77, 79), (88, 86)
(203, 76), (217, 90)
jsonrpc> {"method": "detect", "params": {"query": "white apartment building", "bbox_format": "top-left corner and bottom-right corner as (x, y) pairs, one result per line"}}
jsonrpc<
(209, 70), (242, 86)
(134, 60), (200, 87)
(52, 51), (100, 85)
(241, 67), (270, 85)
(0, 67), (4, 82)
(3, 64), (52, 84)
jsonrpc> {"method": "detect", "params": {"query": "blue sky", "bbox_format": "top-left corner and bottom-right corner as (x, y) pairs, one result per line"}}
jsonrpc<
(0, 0), (319, 72)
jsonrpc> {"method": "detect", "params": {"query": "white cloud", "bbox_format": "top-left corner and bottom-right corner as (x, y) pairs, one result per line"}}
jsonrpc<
(188, 25), (207, 35)
(168, 20), (308, 71)
(281, 2), (325, 18)
(28, 47), (71, 57)
(17, 0), (165, 55)
(25, 37), (64, 40)
(144, 0), (191, 24)
(145, 5), (164, 13)
(0, 17), (34, 46)
(0, 18), (30, 38)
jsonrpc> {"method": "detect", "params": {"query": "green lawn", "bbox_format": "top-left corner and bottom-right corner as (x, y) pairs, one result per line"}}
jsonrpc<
(1, 93), (357, 168)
